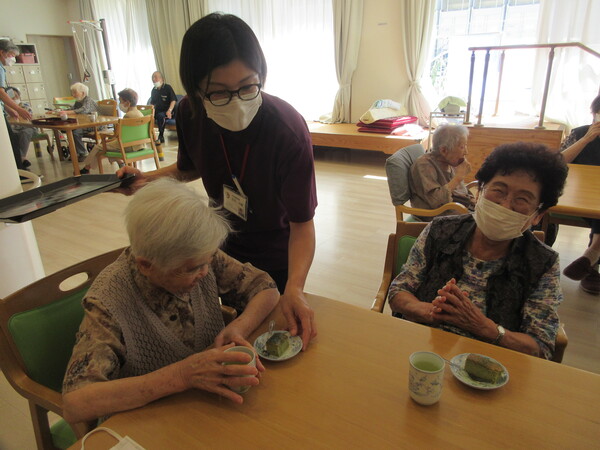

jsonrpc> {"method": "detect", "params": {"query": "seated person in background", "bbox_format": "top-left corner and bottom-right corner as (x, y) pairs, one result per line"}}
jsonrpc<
(560, 94), (600, 295)
(63, 82), (98, 162)
(388, 143), (568, 360)
(80, 88), (143, 174)
(6, 86), (35, 168)
(149, 71), (176, 144)
(409, 124), (474, 220)
(62, 178), (279, 423)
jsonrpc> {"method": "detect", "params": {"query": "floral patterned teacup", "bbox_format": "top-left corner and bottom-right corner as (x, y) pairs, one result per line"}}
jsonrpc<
(409, 351), (445, 405)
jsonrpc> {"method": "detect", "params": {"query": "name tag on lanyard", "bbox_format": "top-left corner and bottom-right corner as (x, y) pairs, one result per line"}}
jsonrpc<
(223, 184), (248, 221)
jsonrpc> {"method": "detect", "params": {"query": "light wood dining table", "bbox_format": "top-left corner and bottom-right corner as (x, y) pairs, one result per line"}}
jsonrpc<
(12, 114), (119, 176)
(550, 163), (600, 220)
(71, 294), (600, 449)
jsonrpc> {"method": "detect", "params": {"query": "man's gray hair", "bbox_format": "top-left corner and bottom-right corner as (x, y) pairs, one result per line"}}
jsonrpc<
(125, 178), (230, 271)
(0, 39), (19, 55)
(70, 82), (89, 97)
(431, 124), (469, 154)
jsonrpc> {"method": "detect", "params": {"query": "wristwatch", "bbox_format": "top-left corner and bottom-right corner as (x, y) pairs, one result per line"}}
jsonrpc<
(493, 324), (506, 345)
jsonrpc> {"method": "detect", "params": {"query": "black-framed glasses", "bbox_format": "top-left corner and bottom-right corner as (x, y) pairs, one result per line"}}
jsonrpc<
(203, 83), (262, 106)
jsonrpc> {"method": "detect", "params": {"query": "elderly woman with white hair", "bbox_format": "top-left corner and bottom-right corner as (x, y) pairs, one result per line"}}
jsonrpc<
(409, 124), (474, 220)
(63, 82), (98, 161)
(62, 178), (279, 423)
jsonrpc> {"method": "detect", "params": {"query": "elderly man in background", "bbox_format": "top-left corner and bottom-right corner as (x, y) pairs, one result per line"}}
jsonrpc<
(62, 178), (279, 423)
(149, 71), (176, 144)
(409, 124), (474, 220)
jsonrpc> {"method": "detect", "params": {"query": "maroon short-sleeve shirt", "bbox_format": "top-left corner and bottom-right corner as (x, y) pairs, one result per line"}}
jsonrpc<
(176, 93), (317, 272)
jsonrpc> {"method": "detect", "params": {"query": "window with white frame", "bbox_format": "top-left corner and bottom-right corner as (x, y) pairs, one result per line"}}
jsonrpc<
(428, 0), (540, 118)
(205, 0), (338, 120)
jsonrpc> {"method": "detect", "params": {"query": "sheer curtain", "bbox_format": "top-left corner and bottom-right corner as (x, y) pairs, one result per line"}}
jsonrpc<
(92, 0), (156, 103)
(327, 0), (363, 123)
(533, 0), (600, 128)
(145, 0), (199, 95)
(400, 0), (435, 126)
(204, 0), (337, 120)
(77, 0), (110, 100)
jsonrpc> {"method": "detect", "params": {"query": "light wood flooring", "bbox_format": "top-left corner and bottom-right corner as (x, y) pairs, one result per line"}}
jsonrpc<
(2, 133), (599, 449)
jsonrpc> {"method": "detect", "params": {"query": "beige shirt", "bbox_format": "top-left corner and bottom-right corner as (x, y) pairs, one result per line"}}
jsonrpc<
(62, 248), (276, 394)
(409, 153), (474, 220)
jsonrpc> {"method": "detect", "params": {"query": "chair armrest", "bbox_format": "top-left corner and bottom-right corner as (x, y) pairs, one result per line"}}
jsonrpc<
(371, 234), (396, 312)
(552, 323), (568, 363)
(396, 202), (469, 221)
(220, 304), (238, 325)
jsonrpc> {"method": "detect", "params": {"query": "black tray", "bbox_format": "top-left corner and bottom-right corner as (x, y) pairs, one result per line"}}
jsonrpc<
(0, 174), (135, 223)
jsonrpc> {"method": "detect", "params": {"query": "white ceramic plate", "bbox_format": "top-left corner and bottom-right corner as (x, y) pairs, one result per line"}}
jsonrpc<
(450, 353), (509, 390)
(253, 330), (302, 362)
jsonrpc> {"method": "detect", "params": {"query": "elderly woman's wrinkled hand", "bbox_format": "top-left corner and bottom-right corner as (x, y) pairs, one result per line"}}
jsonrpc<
(175, 344), (260, 404)
(431, 278), (488, 334)
(213, 328), (265, 372)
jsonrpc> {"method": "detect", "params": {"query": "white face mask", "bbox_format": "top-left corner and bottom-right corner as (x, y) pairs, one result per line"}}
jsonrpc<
(118, 102), (128, 113)
(5, 56), (16, 66)
(154, 81), (162, 89)
(203, 94), (262, 132)
(474, 196), (538, 241)
(14, 99), (20, 105)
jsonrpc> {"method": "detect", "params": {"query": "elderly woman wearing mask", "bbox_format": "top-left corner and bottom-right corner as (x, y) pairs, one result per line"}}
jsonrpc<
(389, 143), (568, 360)
(62, 178), (279, 423)
(409, 124), (474, 221)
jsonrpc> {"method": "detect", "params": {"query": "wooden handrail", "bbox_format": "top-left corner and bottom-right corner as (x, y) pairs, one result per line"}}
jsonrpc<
(465, 42), (600, 128)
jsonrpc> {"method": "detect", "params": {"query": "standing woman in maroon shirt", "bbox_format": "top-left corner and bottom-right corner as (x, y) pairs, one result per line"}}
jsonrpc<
(118, 13), (317, 349)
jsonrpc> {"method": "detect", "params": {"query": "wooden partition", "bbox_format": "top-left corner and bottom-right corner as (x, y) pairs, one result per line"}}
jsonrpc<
(465, 125), (564, 182)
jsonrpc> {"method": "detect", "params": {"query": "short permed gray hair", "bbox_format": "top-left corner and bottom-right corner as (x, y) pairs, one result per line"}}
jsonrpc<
(0, 39), (19, 55)
(70, 82), (89, 97)
(431, 124), (469, 155)
(125, 178), (230, 271)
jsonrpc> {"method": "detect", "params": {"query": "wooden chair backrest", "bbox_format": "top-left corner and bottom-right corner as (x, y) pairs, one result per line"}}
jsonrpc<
(97, 99), (118, 117)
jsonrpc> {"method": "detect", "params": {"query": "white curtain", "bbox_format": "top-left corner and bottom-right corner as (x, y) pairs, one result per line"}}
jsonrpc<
(92, 0), (156, 103)
(327, 0), (363, 123)
(400, 0), (435, 126)
(204, 0), (337, 120)
(145, 0), (202, 95)
(77, 0), (110, 100)
(533, 0), (600, 128)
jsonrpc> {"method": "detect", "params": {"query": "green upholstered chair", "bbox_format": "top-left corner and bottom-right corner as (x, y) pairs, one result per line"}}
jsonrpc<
(0, 248), (124, 449)
(371, 221), (567, 363)
(97, 115), (161, 174)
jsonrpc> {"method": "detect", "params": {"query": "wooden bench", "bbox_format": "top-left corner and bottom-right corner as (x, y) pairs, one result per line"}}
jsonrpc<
(307, 122), (424, 155)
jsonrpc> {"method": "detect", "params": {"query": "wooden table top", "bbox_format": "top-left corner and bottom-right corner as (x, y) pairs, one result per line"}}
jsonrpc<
(307, 122), (424, 155)
(11, 114), (119, 130)
(551, 163), (600, 220)
(73, 294), (600, 449)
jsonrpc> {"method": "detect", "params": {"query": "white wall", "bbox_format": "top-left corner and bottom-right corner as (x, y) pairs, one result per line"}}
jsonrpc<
(0, 0), (81, 42)
(351, 0), (409, 123)
(0, 0), (411, 124)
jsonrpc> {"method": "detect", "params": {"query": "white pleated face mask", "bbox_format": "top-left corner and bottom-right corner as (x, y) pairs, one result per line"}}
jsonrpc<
(474, 196), (538, 241)
(203, 94), (262, 132)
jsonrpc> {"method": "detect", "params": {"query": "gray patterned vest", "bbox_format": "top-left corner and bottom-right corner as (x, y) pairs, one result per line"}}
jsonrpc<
(90, 251), (225, 379)
(405, 214), (557, 331)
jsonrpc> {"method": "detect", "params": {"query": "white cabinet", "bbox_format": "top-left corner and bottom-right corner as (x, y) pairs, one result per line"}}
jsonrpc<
(5, 44), (50, 111)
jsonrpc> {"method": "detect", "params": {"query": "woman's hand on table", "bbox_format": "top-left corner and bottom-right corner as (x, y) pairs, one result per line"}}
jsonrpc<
(175, 344), (260, 404)
(431, 278), (490, 335)
(280, 289), (316, 351)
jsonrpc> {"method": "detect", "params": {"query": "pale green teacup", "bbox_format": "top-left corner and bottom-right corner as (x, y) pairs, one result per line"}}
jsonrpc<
(408, 351), (445, 405)
(223, 346), (257, 394)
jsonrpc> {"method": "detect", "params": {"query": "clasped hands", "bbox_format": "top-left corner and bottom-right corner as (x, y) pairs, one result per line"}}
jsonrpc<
(427, 278), (487, 334)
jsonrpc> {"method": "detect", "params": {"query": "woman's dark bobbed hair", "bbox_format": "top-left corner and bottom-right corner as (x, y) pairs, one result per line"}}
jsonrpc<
(475, 142), (568, 212)
(179, 13), (267, 114)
